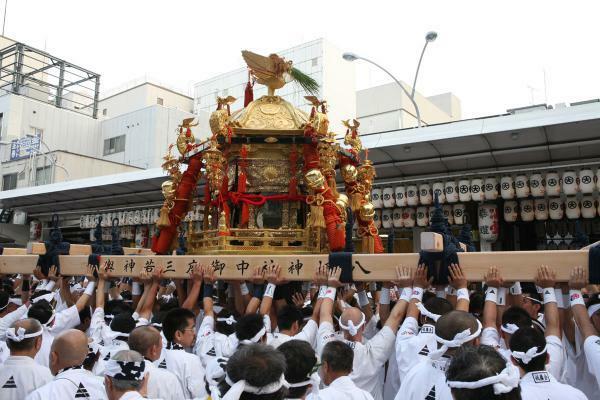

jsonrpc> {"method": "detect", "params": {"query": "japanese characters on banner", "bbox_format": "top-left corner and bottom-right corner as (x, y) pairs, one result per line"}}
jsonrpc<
(478, 204), (499, 243)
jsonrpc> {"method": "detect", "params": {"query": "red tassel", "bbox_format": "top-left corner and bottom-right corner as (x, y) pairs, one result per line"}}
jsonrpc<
(244, 72), (254, 107)
(238, 145), (248, 193)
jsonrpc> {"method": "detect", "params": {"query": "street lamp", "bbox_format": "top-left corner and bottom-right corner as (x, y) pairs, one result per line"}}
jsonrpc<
(342, 31), (438, 128)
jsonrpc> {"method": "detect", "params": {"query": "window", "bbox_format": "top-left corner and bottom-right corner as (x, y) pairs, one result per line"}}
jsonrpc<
(35, 166), (53, 186)
(157, 97), (164, 106)
(102, 108), (107, 116)
(30, 126), (43, 137)
(2, 173), (17, 191)
(103, 135), (126, 155)
(312, 58), (318, 67)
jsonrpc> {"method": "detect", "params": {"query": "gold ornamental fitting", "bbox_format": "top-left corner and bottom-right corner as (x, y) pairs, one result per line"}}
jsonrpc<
(305, 169), (326, 191)
(341, 164), (358, 183)
(336, 193), (349, 210)
(359, 202), (375, 221)
(161, 180), (176, 199)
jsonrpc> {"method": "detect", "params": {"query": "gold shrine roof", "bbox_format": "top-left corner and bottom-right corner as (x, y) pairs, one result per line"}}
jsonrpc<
(230, 95), (309, 134)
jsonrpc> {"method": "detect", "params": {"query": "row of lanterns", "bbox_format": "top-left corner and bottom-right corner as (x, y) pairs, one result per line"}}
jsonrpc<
(503, 196), (600, 222)
(370, 204), (469, 229)
(371, 169), (600, 208)
(79, 205), (205, 229)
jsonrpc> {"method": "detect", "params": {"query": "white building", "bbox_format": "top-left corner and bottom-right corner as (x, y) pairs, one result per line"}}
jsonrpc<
(193, 38), (356, 135)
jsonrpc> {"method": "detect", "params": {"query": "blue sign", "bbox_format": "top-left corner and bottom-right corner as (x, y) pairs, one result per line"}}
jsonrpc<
(10, 135), (41, 160)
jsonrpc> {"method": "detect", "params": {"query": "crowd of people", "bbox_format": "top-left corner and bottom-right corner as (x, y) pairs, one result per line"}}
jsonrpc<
(0, 260), (599, 400)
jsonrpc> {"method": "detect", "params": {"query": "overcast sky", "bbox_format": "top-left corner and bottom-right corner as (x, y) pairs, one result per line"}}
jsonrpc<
(3, 0), (600, 118)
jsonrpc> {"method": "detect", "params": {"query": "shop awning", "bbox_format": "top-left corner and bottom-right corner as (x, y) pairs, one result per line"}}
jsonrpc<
(0, 168), (169, 216)
(362, 101), (600, 183)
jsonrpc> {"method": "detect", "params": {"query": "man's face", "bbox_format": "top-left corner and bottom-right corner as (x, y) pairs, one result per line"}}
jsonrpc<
(522, 297), (540, 318)
(177, 318), (196, 348)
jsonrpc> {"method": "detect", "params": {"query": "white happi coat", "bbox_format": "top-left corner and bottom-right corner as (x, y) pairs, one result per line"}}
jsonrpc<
(396, 356), (452, 400)
(395, 317), (437, 382)
(144, 359), (185, 400)
(583, 335), (600, 390)
(520, 370), (588, 400)
(268, 319), (319, 349)
(194, 315), (239, 367)
(308, 375), (374, 400)
(155, 347), (206, 399)
(561, 327), (599, 398)
(34, 305), (81, 367)
(25, 367), (107, 400)
(0, 355), (53, 400)
(317, 321), (395, 400)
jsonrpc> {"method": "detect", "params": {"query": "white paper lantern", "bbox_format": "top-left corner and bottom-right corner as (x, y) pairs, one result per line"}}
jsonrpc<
(515, 175), (530, 198)
(141, 209), (149, 224)
(500, 176), (515, 200)
(565, 197), (581, 219)
(428, 206), (437, 223)
(458, 179), (471, 202)
(406, 185), (419, 206)
(529, 173), (545, 197)
(443, 205), (454, 225)
(453, 204), (466, 225)
(395, 186), (407, 207)
(382, 187), (395, 208)
(403, 207), (416, 228)
(79, 216), (86, 229)
(520, 199), (534, 222)
(471, 178), (484, 202)
(133, 210), (141, 225)
(445, 181), (459, 203)
(581, 196), (596, 219)
(478, 204), (499, 242)
(562, 171), (579, 195)
(503, 201), (518, 222)
(596, 169), (600, 191)
(416, 206), (429, 227)
(579, 169), (595, 194)
(371, 188), (383, 208)
(432, 182), (446, 204)
(548, 198), (564, 220)
(373, 209), (382, 228)
(152, 209), (160, 224)
(89, 228), (95, 242)
(534, 198), (548, 221)
(382, 208), (393, 228)
(419, 184), (432, 206)
(545, 171), (561, 197)
(392, 208), (403, 228)
(484, 177), (499, 200)
(126, 211), (135, 225)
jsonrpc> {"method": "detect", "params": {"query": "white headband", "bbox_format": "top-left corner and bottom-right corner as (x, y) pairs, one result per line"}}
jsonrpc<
(287, 371), (321, 396)
(416, 302), (441, 322)
(32, 292), (55, 304)
(70, 283), (84, 294)
(447, 362), (520, 395)
(0, 302), (7, 312)
(9, 297), (22, 306)
(500, 323), (519, 335)
(221, 373), (289, 400)
(430, 319), (482, 359)
(511, 345), (547, 364)
(338, 312), (366, 336)
(588, 303), (600, 318)
(239, 327), (266, 345)
(6, 326), (43, 342)
(104, 359), (146, 381)
(217, 316), (237, 325)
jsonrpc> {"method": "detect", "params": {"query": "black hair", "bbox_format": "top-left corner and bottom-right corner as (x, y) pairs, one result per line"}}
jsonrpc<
(110, 312), (136, 340)
(446, 345), (521, 400)
(215, 308), (239, 336)
(423, 290), (436, 304)
(105, 299), (133, 316)
(521, 283), (543, 310)
(501, 306), (532, 329)
(151, 311), (166, 331)
(218, 344), (287, 400)
(235, 314), (265, 341)
(422, 297), (453, 324)
(277, 305), (303, 332)
(159, 297), (180, 313)
(469, 291), (484, 316)
(0, 291), (9, 311)
(30, 290), (53, 303)
(7, 319), (42, 352)
(278, 340), (317, 399)
(321, 341), (353, 374)
(79, 305), (92, 323)
(509, 327), (547, 372)
(27, 300), (54, 325)
(163, 308), (195, 342)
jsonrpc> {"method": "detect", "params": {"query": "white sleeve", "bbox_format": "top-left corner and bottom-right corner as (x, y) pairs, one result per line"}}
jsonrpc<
(194, 315), (215, 357)
(89, 307), (107, 341)
(51, 304), (81, 333)
(263, 314), (272, 333)
(583, 335), (600, 387)
(363, 314), (380, 340)
(481, 327), (501, 348)
(545, 335), (564, 380)
(397, 316), (418, 339)
(293, 319), (318, 348)
(0, 304), (29, 339)
(366, 325), (396, 365)
(186, 356), (207, 398)
(317, 321), (336, 355)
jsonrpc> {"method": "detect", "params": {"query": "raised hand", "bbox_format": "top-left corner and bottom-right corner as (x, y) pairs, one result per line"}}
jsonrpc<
(292, 292), (306, 308)
(327, 266), (342, 288)
(413, 264), (432, 289)
(393, 265), (413, 288)
(202, 265), (215, 284)
(569, 266), (587, 290)
(484, 266), (503, 288)
(448, 263), (468, 290)
(535, 265), (556, 288)
(265, 264), (281, 284)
